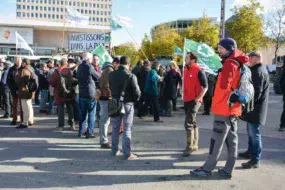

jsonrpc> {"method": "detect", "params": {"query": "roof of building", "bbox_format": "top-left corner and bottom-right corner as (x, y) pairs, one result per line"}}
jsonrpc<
(0, 18), (110, 32)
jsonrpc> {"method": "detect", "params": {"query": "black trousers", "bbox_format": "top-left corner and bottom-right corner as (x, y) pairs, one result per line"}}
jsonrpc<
(145, 93), (159, 121)
(280, 94), (285, 127)
(203, 93), (212, 114)
(3, 89), (12, 116)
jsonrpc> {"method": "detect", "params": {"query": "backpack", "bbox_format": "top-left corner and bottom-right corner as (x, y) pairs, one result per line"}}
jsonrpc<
(27, 69), (39, 93)
(228, 59), (255, 113)
(56, 69), (75, 101)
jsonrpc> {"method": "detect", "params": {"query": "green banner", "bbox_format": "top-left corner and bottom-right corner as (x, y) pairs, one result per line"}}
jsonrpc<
(91, 44), (113, 67)
(110, 20), (123, 31)
(183, 38), (222, 73)
(174, 45), (183, 56)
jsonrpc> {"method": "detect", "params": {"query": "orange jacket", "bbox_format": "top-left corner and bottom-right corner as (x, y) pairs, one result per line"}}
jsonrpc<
(183, 64), (203, 103)
(212, 49), (249, 117)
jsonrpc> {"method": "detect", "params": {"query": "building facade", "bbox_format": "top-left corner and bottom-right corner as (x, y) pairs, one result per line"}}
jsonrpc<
(16, 0), (112, 26)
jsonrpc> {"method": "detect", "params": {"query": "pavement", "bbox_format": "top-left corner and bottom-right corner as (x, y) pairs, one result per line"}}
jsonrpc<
(0, 86), (284, 190)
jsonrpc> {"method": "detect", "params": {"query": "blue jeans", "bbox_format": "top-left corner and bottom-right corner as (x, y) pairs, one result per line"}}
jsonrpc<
(111, 103), (134, 157)
(247, 122), (262, 162)
(79, 97), (97, 136)
(48, 96), (54, 114)
(99, 100), (110, 144)
(40, 90), (48, 111)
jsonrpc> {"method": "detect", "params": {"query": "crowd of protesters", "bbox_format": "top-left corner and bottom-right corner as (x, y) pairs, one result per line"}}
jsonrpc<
(0, 37), (283, 177)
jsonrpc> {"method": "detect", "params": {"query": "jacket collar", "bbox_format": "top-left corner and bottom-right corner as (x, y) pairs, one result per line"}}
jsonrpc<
(58, 65), (68, 71)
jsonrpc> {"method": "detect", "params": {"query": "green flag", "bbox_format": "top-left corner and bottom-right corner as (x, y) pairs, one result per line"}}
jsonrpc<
(91, 44), (113, 67)
(174, 46), (183, 56)
(110, 20), (123, 30)
(183, 38), (222, 73)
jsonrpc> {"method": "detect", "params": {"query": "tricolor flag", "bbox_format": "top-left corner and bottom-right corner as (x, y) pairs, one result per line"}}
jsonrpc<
(16, 32), (34, 56)
(66, 7), (89, 26)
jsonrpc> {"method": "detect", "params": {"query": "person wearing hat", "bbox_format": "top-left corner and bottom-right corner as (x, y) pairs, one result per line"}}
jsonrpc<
(0, 60), (12, 118)
(191, 38), (249, 178)
(239, 51), (270, 169)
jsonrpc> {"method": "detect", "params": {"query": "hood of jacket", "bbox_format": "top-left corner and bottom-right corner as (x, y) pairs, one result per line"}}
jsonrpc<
(222, 49), (249, 65)
(102, 62), (113, 70)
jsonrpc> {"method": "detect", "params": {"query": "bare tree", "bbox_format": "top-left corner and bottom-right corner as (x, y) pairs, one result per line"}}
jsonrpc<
(266, 0), (285, 65)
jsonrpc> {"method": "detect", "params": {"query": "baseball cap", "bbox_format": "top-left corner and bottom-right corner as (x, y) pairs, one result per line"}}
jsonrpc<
(248, 51), (262, 58)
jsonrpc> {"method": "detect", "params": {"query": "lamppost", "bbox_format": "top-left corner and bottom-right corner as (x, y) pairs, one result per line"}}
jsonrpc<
(220, 0), (225, 39)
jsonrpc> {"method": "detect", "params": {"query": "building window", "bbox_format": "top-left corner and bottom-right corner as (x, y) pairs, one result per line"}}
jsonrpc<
(27, 13), (30, 17)
(93, 17), (95, 21)
(23, 0), (26, 2)
(105, 4), (107, 9)
(77, 2), (80, 6)
(31, 6), (34, 10)
(40, 13), (42, 18)
(93, 10), (96, 14)
(27, 5), (30, 10)
(53, 0), (55, 4)
(60, 15), (63, 19)
(89, 3), (92, 7)
(101, 4), (103, 8)
(89, 17), (91, 21)
(61, 8), (63, 12)
(35, 13), (38, 17)
(61, 0), (63, 5)
(69, 1), (72, 6)
(97, 18), (99, 22)
(31, 13), (34, 17)
(109, 12), (111, 16)
(56, 15), (59, 19)
(40, 6), (43, 11)
(23, 13), (26, 17)
(17, 0), (21, 2)
(17, 5), (21, 10)
(85, 3), (88, 7)
(101, 11), (103, 15)
(52, 7), (55, 11)
(57, 8), (59, 12)
(85, 10), (87, 14)
(81, 2), (84, 7)
(57, 0), (59, 4)
(44, 0), (47, 3)
(48, 14), (51, 18)
(105, 11), (107, 15)
(23, 5), (26, 9)
(48, 0), (51, 4)
(73, 2), (75, 6)
(101, 18), (103, 22)
(44, 7), (47, 11)
(93, 3), (96, 8)
(104, 18), (107, 22)
(48, 7), (51, 11)
(97, 4), (99, 8)
(44, 14), (46, 18)
(52, 14), (55, 19)
(89, 10), (91, 14)
(81, 10), (83, 14)
(35, 6), (38, 11)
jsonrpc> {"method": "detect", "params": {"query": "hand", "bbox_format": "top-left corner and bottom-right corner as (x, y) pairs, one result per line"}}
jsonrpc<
(194, 98), (200, 103)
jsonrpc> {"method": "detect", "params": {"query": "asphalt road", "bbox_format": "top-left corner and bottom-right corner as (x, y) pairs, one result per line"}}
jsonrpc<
(0, 86), (284, 190)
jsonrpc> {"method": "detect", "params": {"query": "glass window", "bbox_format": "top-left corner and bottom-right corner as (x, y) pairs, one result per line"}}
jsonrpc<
(32, 0), (34, 2)
(44, 7), (47, 11)
(77, 2), (80, 6)
(36, 6), (38, 11)
(57, 8), (59, 12)
(81, 10), (83, 14)
(73, 2), (75, 6)
(40, 13), (42, 18)
(104, 18), (107, 22)
(35, 13), (38, 18)
(69, 1), (71, 6)
(23, 0), (26, 2)
(52, 7), (55, 11)
(57, 0), (59, 4)
(61, 0), (63, 5)
(93, 3), (96, 8)
(81, 2), (84, 7)
(31, 13), (34, 17)
(27, 5), (30, 10)
(27, 13), (30, 17)
(44, 14), (46, 18)
(89, 3), (92, 7)
(60, 15), (63, 19)
(89, 17), (91, 21)
(40, 0), (43, 3)
(93, 17), (95, 21)
(61, 8), (63, 12)
(40, 6), (43, 11)
(48, 7), (51, 11)
(17, 0), (21, 2)
(97, 4), (99, 8)
(101, 11), (103, 15)
(85, 3), (88, 7)
(109, 12), (111, 16)
(23, 12), (26, 17)
(52, 14), (55, 19)
(23, 5), (26, 9)
(89, 10), (91, 14)
(85, 10), (87, 14)
(100, 18), (103, 22)
(48, 14), (51, 18)
(101, 4), (103, 8)
(105, 11), (107, 15)
(17, 5), (21, 9)
(97, 18), (99, 22)
(56, 15), (59, 19)
(44, 0), (47, 3)
(31, 6), (34, 10)
(53, 0), (55, 4)
(93, 10), (96, 14)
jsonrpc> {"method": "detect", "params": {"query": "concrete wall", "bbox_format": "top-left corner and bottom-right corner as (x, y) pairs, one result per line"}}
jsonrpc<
(258, 44), (285, 66)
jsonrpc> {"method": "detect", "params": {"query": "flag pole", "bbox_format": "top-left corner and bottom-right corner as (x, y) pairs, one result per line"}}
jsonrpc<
(61, 7), (67, 55)
(116, 15), (148, 60)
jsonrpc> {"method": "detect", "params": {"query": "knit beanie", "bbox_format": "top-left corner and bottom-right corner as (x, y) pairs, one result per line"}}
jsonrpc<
(219, 38), (237, 53)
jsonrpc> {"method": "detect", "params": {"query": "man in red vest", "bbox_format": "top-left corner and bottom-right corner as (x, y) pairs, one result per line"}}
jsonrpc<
(183, 52), (208, 157)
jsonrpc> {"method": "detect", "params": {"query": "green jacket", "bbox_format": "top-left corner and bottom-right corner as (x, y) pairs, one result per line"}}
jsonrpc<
(144, 69), (160, 96)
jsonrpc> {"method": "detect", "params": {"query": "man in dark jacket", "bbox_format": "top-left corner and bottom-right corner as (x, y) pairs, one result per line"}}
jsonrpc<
(109, 56), (141, 160)
(7, 56), (23, 125)
(0, 61), (12, 118)
(38, 63), (49, 113)
(279, 62), (285, 132)
(240, 51), (270, 169)
(77, 53), (100, 138)
(132, 60), (143, 75)
(136, 60), (150, 118)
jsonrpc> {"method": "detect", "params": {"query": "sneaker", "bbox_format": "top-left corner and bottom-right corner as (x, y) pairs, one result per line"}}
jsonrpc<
(100, 143), (111, 149)
(28, 122), (33, 126)
(190, 167), (212, 177)
(239, 151), (252, 159)
(183, 149), (192, 157)
(278, 127), (285, 132)
(241, 160), (259, 169)
(112, 150), (122, 156)
(86, 134), (95, 139)
(218, 168), (232, 179)
(10, 120), (17, 125)
(126, 154), (138, 160)
(16, 124), (28, 129)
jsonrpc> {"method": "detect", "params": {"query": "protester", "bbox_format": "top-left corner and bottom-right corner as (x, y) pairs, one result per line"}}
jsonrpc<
(203, 73), (216, 115)
(15, 59), (35, 129)
(0, 58), (4, 110)
(77, 53), (100, 138)
(240, 51), (270, 169)
(49, 58), (76, 131)
(34, 63), (41, 105)
(191, 38), (249, 178)
(47, 60), (56, 115)
(112, 57), (120, 71)
(109, 56), (141, 160)
(92, 54), (102, 128)
(68, 58), (80, 125)
(38, 63), (49, 113)
(99, 61), (114, 149)
(136, 60), (151, 118)
(144, 61), (163, 122)
(7, 56), (23, 125)
(0, 60), (12, 118)
(279, 63), (285, 132)
(163, 61), (182, 117)
(182, 52), (208, 157)
(132, 60), (143, 75)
